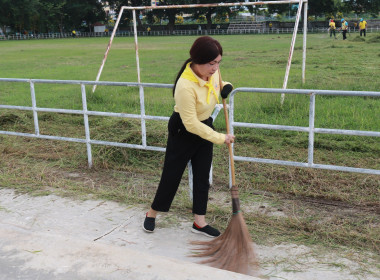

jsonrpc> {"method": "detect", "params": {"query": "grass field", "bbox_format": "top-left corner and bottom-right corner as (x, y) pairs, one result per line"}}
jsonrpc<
(0, 34), (379, 275)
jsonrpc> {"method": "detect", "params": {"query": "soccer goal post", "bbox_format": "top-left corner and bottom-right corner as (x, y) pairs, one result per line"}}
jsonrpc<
(93, 0), (308, 105)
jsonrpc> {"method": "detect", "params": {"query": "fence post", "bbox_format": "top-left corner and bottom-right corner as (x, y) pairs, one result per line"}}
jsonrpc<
(308, 92), (315, 167)
(81, 84), (93, 168)
(30, 81), (40, 135)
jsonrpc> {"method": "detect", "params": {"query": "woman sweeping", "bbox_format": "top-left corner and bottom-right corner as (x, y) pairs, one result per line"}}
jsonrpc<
(143, 36), (234, 237)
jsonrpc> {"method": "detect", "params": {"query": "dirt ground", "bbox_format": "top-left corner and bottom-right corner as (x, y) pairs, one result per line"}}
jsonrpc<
(0, 188), (379, 280)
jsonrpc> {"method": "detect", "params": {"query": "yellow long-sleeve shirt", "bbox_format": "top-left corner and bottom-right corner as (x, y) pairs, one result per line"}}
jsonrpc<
(174, 63), (230, 145)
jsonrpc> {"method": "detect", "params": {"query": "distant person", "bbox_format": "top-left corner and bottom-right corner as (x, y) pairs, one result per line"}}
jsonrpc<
(359, 18), (367, 37)
(72, 30), (76, 38)
(143, 36), (234, 238)
(147, 26), (151, 33)
(329, 19), (336, 39)
(339, 19), (348, 40)
(269, 22), (273, 31)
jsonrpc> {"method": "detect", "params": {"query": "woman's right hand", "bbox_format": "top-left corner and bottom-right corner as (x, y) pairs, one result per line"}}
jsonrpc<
(224, 134), (235, 144)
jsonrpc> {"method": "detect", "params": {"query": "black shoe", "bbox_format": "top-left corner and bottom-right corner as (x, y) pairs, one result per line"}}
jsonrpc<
(191, 223), (220, 238)
(143, 213), (155, 233)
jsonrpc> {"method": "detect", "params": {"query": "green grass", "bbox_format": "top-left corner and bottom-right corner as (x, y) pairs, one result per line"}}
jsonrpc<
(0, 34), (379, 273)
(1, 34), (379, 128)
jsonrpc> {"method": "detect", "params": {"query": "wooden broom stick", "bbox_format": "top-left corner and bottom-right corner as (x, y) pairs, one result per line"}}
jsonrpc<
(219, 71), (236, 188)
(219, 70), (244, 220)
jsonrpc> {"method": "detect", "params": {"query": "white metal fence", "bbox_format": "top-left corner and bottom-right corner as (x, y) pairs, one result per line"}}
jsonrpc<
(228, 87), (380, 177)
(1, 78), (379, 178)
(1, 27), (379, 40)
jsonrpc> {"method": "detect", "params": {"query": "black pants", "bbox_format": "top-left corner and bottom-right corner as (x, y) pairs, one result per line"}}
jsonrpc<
(330, 29), (336, 38)
(151, 112), (214, 215)
(342, 30), (347, 40)
(360, 29), (366, 37)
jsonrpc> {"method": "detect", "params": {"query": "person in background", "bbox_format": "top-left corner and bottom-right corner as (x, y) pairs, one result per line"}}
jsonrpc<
(143, 36), (235, 238)
(72, 30), (76, 38)
(339, 19), (348, 40)
(359, 18), (367, 37)
(329, 19), (336, 39)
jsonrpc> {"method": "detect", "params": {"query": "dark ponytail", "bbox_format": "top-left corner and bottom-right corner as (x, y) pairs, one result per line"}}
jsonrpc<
(173, 58), (192, 97)
(172, 36), (223, 97)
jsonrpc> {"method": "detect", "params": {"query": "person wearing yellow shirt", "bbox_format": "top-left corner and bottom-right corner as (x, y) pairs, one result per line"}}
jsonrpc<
(143, 36), (234, 238)
(339, 18), (348, 40)
(359, 18), (367, 37)
(329, 19), (336, 39)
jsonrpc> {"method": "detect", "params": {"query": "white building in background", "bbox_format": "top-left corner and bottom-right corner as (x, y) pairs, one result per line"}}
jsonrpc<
(94, 23), (106, 33)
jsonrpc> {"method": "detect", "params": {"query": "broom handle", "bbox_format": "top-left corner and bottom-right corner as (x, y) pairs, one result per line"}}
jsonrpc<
(218, 70), (236, 187)
(222, 99), (236, 187)
(219, 71), (240, 213)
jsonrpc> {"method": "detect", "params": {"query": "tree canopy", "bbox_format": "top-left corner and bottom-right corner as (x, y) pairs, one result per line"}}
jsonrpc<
(0, 0), (379, 35)
(1, 0), (105, 34)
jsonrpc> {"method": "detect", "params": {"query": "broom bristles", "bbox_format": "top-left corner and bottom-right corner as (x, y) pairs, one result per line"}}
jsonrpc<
(191, 211), (258, 275)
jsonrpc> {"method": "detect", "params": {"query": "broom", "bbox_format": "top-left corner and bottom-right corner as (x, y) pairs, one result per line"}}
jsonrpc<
(191, 70), (258, 275)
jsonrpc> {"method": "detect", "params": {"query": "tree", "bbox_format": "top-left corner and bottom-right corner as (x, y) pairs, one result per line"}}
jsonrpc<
(266, 1), (289, 17)
(189, 1), (218, 32)
(189, 1), (225, 32)
(267, 0), (337, 18)
(38, 0), (67, 33)
(307, 0), (336, 17)
(106, 0), (149, 30)
(0, 0), (107, 34)
(344, 0), (380, 16)
(64, 0), (106, 32)
(151, 0), (188, 33)
(188, 1), (252, 32)
(1, 0), (40, 34)
(0, 0), (13, 36)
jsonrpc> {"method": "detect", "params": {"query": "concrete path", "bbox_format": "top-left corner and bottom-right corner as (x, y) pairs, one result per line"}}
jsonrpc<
(1, 188), (378, 280)
(0, 188), (259, 280)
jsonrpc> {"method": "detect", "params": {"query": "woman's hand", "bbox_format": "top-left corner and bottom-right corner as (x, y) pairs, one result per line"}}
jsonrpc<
(224, 134), (235, 144)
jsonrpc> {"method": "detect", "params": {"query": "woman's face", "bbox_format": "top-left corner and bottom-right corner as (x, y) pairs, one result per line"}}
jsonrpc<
(192, 55), (222, 81)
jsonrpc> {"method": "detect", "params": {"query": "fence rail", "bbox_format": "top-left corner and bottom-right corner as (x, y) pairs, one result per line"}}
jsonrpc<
(1, 27), (379, 40)
(1, 78), (379, 182)
(228, 87), (380, 178)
